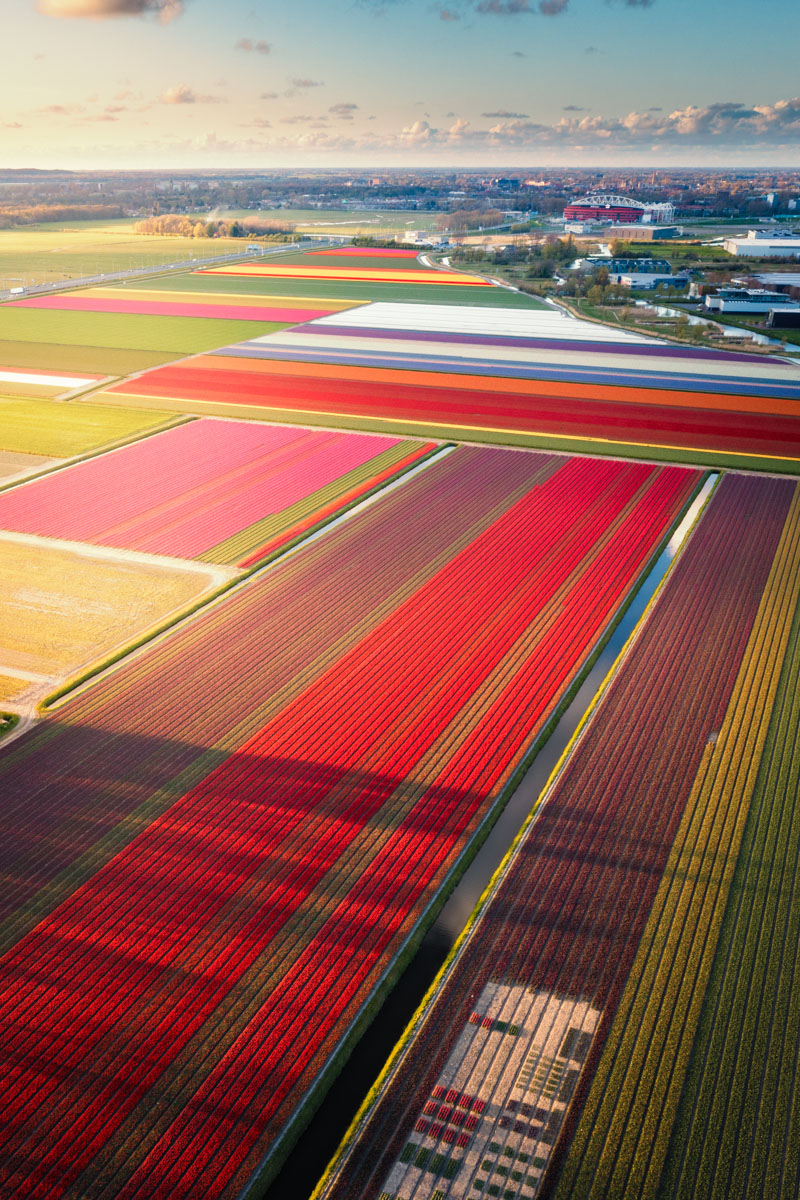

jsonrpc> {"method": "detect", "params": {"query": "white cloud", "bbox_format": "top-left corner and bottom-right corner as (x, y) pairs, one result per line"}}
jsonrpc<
(235, 38), (271, 54)
(400, 119), (437, 143)
(160, 84), (222, 105)
(38, 0), (183, 21)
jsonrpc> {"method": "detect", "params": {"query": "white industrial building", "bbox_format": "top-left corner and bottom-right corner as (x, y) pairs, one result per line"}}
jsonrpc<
(705, 287), (800, 314)
(723, 229), (800, 258)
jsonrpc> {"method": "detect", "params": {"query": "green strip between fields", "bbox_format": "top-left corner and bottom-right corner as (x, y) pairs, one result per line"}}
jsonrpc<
(84, 391), (800, 476)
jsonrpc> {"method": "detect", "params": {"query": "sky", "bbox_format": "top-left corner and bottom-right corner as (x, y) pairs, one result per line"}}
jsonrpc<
(2, 0), (800, 168)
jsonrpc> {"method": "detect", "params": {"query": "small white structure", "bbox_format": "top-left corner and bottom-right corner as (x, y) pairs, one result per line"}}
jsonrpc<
(402, 230), (449, 247)
(618, 273), (685, 289)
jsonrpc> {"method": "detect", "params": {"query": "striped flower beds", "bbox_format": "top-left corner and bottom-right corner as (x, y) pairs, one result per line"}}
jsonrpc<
(294, 320), (772, 364)
(309, 248), (421, 258)
(216, 338), (799, 401)
(101, 352), (800, 471)
(0, 448), (698, 1200)
(8, 295), (350, 324)
(0, 418), (431, 565)
(316, 473), (796, 1200)
(554, 478), (800, 1200)
(199, 265), (490, 286)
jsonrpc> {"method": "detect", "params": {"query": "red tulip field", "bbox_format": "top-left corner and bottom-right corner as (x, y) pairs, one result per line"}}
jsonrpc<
(0, 447), (698, 1200)
(317, 472), (800, 1200)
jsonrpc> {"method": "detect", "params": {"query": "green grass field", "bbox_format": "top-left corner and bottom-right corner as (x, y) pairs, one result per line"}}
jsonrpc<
(0, 220), (250, 288)
(0, 308), (286, 354)
(128, 271), (544, 307)
(0, 396), (175, 458)
(212, 208), (440, 236)
(0, 341), (179, 376)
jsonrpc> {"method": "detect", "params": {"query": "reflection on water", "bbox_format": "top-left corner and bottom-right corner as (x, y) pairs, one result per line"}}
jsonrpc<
(261, 473), (717, 1200)
(433, 472), (716, 939)
(632, 299), (793, 348)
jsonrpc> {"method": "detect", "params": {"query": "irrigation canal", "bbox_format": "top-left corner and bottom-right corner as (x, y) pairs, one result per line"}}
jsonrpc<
(256, 474), (718, 1200)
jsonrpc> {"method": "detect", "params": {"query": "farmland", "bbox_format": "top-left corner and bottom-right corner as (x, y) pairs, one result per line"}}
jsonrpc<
(12, 288), (360, 323)
(0, 340), (182, 376)
(125, 269), (545, 307)
(0, 532), (224, 708)
(317, 472), (798, 1200)
(3, 231), (800, 1200)
(200, 263), (489, 286)
(0, 219), (253, 288)
(0, 418), (435, 565)
(0, 395), (174, 459)
(553, 480), (800, 1200)
(0, 306), (285, 356)
(0, 450), (57, 486)
(100, 314), (800, 473)
(0, 447), (697, 1200)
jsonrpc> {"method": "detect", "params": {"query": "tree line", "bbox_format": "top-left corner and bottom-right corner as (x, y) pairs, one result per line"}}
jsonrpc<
(134, 214), (297, 240)
(0, 204), (124, 229)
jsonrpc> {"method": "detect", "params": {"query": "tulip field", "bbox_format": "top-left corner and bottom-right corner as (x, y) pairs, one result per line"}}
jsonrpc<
(97, 298), (800, 473)
(4, 237), (800, 1200)
(0, 395), (174, 458)
(0, 418), (433, 565)
(317, 473), (800, 1200)
(0, 446), (699, 1200)
(8, 292), (358, 323)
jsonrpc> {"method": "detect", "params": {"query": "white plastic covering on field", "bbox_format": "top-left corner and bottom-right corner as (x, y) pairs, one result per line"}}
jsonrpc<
(309, 302), (655, 344)
(257, 330), (797, 385)
(0, 369), (98, 388)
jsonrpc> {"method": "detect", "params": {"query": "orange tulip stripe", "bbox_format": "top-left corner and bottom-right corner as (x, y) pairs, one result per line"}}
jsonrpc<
(102, 351), (800, 467)
(198, 265), (490, 285)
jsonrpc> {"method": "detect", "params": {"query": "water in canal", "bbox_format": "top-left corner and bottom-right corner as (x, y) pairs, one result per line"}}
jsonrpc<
(259, 474), (717, 1200)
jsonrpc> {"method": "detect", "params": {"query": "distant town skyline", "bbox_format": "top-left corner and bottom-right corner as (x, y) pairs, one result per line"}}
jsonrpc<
(3, 0), (800, 168)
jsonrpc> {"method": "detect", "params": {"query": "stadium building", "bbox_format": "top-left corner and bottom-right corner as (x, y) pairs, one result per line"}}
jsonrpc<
(563, 194), (676, 225)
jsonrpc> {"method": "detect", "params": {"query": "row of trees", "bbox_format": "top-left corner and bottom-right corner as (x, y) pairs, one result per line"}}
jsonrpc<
(0, 203), (123, 229)
(438, 208), (506, 233)
(134, 214), (296, 239)
(451, 236), (577, 279)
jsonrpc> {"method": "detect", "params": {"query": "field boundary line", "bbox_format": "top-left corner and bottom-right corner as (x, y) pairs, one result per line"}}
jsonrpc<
(308, 471), (712, 1200)
(35, 441), (447, 716)
(555, 484), (800, 1200)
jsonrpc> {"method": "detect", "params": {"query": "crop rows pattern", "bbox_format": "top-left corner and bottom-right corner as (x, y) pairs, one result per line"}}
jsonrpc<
(105, 352), (800, 467)
(0, 418), (428, 565)
(555, 480), (800, 1199)
(0, 448), (697, 1200)
(318, 473), (793, 1200)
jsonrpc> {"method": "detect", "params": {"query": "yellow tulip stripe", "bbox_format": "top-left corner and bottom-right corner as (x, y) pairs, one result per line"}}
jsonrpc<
(661, 538), (800, 1200)
(555, 482), (800, 1200)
